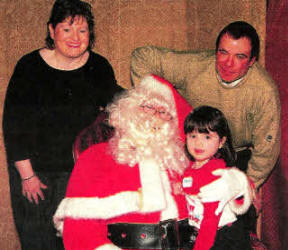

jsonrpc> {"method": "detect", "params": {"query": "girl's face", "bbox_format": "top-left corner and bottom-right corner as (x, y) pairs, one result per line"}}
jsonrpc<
(186, 130), (226, 165)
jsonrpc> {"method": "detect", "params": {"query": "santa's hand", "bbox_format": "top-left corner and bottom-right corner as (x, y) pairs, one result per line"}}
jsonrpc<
(198, 167), (250, 215)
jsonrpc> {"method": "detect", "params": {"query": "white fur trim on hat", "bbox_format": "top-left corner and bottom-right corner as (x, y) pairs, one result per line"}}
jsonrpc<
(139, 75), (174, 102)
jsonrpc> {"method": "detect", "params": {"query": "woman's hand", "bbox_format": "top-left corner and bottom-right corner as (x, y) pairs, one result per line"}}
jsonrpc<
(15, 159), (48, 204)
(22, 175), (48, 204)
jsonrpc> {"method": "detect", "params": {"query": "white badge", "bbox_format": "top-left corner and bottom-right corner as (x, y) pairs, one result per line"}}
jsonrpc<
(182, 176), (193, 188)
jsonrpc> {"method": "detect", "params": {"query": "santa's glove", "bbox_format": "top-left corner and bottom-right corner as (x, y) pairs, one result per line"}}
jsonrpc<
(198, 167), (253, 216)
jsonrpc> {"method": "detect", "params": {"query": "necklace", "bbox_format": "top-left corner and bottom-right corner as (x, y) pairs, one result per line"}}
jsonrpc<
(193, 159), (209, 169)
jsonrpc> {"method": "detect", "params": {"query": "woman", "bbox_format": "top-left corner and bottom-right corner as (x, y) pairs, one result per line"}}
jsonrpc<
(2, 0), (122, 249)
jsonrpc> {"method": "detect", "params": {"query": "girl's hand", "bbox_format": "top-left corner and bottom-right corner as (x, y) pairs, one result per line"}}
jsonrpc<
(22, 175), (48, 204)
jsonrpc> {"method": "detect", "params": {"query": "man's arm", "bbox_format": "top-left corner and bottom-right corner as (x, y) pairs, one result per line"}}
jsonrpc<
(248, 80), (281, 189)
(130, 45), (211, 89)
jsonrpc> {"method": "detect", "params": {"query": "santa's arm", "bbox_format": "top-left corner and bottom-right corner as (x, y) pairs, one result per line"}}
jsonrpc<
(53, 146), (143, 249)
(54, 148), (170, 250)
(53, 159), (167, 232)
(53, 191), (140, 235)
(198, 168), (253, 215)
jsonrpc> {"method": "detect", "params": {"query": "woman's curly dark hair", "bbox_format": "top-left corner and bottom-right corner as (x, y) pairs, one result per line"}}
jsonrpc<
(45, 0), (95, 50)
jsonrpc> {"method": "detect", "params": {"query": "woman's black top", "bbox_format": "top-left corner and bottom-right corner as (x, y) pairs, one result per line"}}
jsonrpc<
(3, 49), (123, 172)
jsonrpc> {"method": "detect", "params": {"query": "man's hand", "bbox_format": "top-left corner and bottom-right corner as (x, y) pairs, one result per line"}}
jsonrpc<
(22, 176), (48, 204)
(198, 167), (250, 215)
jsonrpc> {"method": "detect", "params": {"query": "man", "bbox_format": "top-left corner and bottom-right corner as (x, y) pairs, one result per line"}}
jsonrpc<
(53, 75), (252, 249)
(131, 21), (280, 190)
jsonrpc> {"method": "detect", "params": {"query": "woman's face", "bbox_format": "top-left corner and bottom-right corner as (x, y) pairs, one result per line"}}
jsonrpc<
(49, 15), (89, 59)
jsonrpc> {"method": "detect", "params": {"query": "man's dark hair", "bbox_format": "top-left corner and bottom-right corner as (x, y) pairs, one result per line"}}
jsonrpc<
(45, 0), (95, 50)
(216, 21), (260, 61)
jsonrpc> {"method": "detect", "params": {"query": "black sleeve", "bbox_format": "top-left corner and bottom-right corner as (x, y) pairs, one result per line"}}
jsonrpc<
(103, 57), (124, 102)
(3, 57), (39, 162)
(88, 53), (124, 109)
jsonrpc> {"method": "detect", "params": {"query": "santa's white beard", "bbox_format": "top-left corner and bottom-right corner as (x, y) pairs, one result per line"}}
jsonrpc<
(109, 111), (188, 174)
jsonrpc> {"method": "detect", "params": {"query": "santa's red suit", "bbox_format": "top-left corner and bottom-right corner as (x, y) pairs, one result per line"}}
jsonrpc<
(60, 143), (190, 249)
(54, 75), (193, 250)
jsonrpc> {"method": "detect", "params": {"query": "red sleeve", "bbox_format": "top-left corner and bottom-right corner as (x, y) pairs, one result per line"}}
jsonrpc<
(62, 143), (141, 249)
(184, 159), (226, 250)
(65, 144), (107, 198)
(193, 202), (221, 250)
(63, 144), (113, 249)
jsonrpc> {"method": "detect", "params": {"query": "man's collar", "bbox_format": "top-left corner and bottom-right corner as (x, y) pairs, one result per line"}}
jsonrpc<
(217, 74), (244, 88)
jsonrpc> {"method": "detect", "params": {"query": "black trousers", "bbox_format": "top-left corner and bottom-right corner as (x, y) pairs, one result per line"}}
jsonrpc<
(235, 147), (257, 234)
(8, 166), (70, 250)
(211, 217), (252, 250)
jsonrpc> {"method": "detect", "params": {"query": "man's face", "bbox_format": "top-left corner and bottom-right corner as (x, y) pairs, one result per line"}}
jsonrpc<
(49, 15), (89, 59)
(216, 34), (256, 82)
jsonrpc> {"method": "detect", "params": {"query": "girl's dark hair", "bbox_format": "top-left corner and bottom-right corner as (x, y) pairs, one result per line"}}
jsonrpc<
(45, 0), (95, 50)
(184, 106), (236, 166)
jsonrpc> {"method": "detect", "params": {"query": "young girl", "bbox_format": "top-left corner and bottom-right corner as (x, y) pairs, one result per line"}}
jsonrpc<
(182, 106), (251, 250)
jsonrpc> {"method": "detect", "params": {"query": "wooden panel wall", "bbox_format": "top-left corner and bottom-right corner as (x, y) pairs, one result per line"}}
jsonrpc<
(0, 1), (266, 249)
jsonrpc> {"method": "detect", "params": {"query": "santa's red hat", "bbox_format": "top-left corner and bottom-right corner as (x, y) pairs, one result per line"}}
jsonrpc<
(138, 74), (193, 141)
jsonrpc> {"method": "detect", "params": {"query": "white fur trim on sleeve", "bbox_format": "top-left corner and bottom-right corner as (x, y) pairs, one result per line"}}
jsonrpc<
(53, 191), (140, 234)
(139, 159), (166, 212)
(159, 170), (178, 220)
(96, 244), (121, 250)
(228, 169), (253, 215)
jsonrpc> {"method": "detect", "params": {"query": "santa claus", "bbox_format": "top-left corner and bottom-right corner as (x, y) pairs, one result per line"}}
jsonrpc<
(54, 75), (252, 250)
